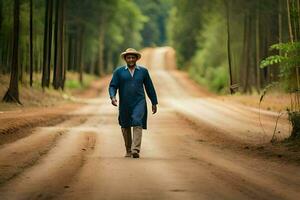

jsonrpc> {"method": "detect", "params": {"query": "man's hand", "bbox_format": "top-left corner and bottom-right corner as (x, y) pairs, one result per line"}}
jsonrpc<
(152, 104), (157, 114)
(111, 97), (118, 107)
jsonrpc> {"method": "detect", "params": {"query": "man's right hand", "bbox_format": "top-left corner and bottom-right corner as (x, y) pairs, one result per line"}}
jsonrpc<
(111, 98), (118, 107)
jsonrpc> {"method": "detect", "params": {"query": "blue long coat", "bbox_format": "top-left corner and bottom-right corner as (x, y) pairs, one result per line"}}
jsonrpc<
(109, 65), (158, 129)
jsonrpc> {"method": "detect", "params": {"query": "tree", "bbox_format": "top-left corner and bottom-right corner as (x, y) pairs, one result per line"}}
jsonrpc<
(168, 0), (206, 67)
(2, 0), (21, 104)
(224, 0), (234, 94)
(260, 0), (300, 138)
(29, 0), (33, 87)
(134, 0), (172, 46)
(169, 0), (284, 93)
(0, 0), (3, 32)
(42, 0), (53, 88)
(0, 0), (147, 93)
(53, 0), (65, 89)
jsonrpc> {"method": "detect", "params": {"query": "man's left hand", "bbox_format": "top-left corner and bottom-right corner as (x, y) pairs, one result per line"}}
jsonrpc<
(152, 105), (157, 114)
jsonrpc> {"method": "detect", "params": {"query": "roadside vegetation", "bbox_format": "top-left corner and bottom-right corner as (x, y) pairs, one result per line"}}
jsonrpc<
(168, 0), (300, 139)
(0, 0), (299, 140)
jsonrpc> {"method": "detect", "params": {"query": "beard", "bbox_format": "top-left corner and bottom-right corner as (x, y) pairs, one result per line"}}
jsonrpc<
(127, 62), (136, 67)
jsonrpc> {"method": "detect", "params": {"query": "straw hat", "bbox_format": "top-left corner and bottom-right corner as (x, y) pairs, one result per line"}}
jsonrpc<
(120, 48), (141, 60)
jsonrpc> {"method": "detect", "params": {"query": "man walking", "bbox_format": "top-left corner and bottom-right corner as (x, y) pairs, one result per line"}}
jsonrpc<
(109, 48), (158, 158)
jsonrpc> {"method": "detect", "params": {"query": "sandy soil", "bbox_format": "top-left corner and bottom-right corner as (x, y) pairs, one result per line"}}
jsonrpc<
(0, 47), (299, 200)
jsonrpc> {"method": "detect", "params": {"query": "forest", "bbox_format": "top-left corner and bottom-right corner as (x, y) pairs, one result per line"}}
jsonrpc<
(0, 0), (299, 127)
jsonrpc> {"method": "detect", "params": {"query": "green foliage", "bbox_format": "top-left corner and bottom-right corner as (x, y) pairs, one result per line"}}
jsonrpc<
(260, 55), (284, 67)
(64, 79), (82, 89)
(167, 0), (231, 93)
(65, 73), (96, 90)
(134, 0), (173, 46)
(260, 42), (300, 92)
(111, 0), (146, 50)
(167, 0), (208, 67)
(0, 0), (151, 86)
(0, 0), (46, 73)
(65, 0), (147, 73)
(104, 0), (147, 68)
(270, 42), (300, 53)
(188, 10), (229, 93)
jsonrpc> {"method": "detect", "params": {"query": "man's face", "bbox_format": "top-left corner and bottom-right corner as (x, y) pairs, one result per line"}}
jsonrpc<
(125, 54), (138, 67)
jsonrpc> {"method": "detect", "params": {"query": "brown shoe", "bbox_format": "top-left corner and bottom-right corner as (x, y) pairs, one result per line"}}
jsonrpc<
(132, 152), (139, 158)
(124, 152), (131, 157)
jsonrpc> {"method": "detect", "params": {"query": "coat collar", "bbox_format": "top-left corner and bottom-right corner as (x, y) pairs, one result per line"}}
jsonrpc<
(124, 65), (140, 70)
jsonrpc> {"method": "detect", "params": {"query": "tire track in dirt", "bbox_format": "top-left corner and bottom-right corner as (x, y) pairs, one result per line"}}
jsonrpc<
(199, 98), (289, 131)
(0, 115), (90, 185)
(55, 101), (300, 200)
(188, 146), (300, 200)
(0, 115), (69, 145)
(0, 130), (96, 200)
(0, 114), (88, 146)
(55, 111), (179, 200)
(0, 128), (65, 185)
(0, 98), (108, 199)
(144, 108), (300, 200)
(169, 98), (289, 143)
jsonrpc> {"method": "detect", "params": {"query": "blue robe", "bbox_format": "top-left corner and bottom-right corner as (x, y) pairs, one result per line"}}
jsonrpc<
(109, 65), (158, 129)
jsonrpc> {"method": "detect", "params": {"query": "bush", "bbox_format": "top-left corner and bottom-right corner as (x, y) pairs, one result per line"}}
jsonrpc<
(188, 12), (229, 93)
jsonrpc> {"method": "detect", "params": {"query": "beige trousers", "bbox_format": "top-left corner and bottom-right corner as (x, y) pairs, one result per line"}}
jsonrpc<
(121, 126), (143, 153)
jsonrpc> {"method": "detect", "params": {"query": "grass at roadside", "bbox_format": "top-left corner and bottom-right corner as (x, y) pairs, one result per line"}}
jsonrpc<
(219, 91), (290, 113)
(0, 72), (99, 111)
(64, 72), (97, 90)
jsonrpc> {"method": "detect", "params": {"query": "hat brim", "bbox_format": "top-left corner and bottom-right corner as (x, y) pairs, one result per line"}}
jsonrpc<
(120, 52), (141, 60)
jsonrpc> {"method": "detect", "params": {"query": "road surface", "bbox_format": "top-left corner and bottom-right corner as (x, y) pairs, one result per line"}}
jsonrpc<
(0, 47), (299, 200)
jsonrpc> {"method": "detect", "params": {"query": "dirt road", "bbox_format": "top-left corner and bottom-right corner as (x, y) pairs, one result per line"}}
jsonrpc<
(0, 47), (299, 200)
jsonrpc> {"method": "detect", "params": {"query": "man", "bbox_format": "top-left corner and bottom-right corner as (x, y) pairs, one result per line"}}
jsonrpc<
(109, 48), (158, 158)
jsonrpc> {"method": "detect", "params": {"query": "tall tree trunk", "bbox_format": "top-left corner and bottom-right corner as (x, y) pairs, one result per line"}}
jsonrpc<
(0, 0), (2, 73)
(62, 34), (67, 90)
(98, 19), (105, 76)
(89, 57), (95, 75)
(2, 0), (21, 104)
(53, 0), (60, 89)
(287, 0), (300, 94)
(42, 0), (49, 88)
(279, 0), (283, 46)
(278, 0), (283, 85)
(0, 0), (2, 32)
(292, 0), (298, 41)
(60, 0), (65, 89)
(297, 0), (300, 38)
(47, 0), (53, 87)
(0, 0), (3, 72)
(255, 0), (261, 90)
(246, 14), (253, 93)
(42, 0), (53, 88)
(19, 50), (23, 83)
(5, 32), (12, 73)
(241, 13), (250, 93)
(67, 33), (74, 71)
(29, 0), (33, 87)
(53, 0), (65, 89)
(225, 0), (234, 94)
(287, 0), (294, 42)
(77, 26), (84, 84)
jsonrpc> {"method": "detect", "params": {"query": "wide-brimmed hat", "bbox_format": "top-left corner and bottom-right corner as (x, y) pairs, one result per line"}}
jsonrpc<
(120, 48), (141, 60)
